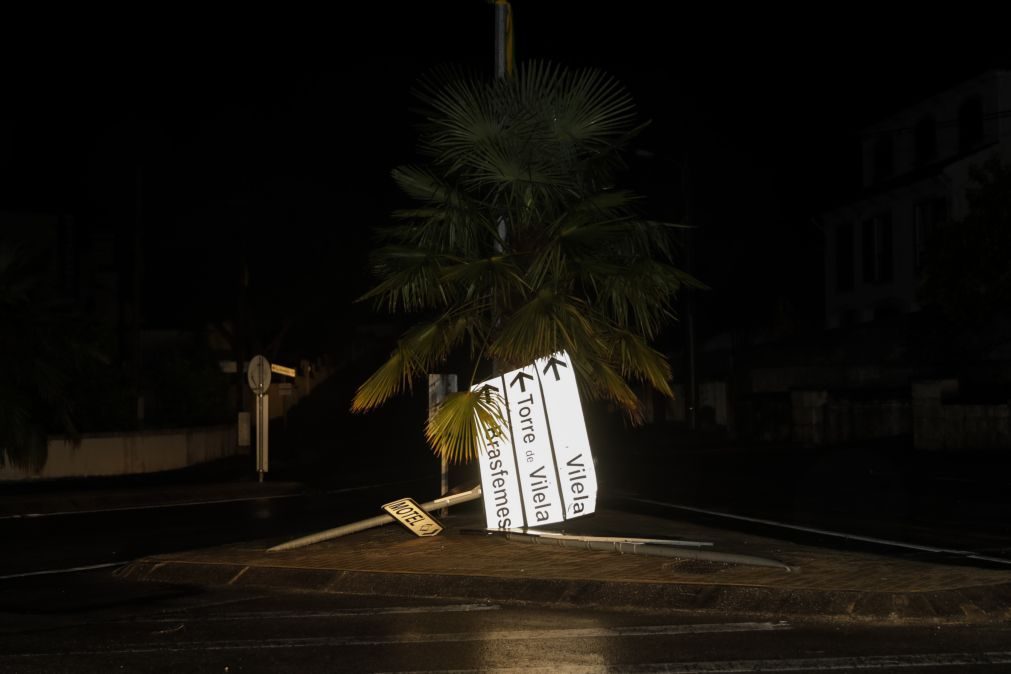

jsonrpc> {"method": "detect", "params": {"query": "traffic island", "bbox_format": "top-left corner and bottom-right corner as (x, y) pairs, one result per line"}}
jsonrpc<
(116, 508), (1011, 625)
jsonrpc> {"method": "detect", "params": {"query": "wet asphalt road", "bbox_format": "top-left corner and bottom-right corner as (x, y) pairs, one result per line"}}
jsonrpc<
(3, 571), (1011, 673)
(596, 444), (1011, 564)
(3, 439), (1011, 671)
(6, 475), (1008, 587)
(0, 476), (443, 579)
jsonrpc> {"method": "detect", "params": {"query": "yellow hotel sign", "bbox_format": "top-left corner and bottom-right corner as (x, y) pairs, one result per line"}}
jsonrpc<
(270, 363), (296, 377)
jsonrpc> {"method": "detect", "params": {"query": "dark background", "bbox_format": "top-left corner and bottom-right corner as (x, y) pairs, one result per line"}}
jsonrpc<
(2, 4), (1011, 571)
(2, 4), (1009, 352)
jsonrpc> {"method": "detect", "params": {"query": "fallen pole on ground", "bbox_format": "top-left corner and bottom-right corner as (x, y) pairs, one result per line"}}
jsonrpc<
(501, 530), (792, 571)
(267, 485), (482, 553)
(513, 530), (714, 548)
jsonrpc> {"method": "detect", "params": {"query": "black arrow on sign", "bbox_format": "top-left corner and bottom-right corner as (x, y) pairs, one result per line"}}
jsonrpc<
(509, 371), (534, 393)
(542, 356), (568, 381)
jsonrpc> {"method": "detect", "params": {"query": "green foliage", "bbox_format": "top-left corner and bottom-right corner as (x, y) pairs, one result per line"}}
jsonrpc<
(0, 240), (232, 472)
(0, 245), (86, 470)
(145, 344), (232, 428)
(353, 61), (702, 462)
(74, 338), (232, 432)
(922, 157), (1011, 325)
(425, 386), (508, 465)
(68, 359), (137, 433)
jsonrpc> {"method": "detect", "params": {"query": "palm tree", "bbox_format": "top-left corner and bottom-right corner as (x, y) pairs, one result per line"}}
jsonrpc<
(352, 61), (702, 463)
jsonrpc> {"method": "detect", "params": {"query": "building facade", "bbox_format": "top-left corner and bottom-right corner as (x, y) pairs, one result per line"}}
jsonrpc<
(822, 70), (1011, 329)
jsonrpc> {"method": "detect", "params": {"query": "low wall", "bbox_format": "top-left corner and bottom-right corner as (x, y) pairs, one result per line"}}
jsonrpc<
(786, 380), (1008, 450)
(791, 390), (911, 447)
(913, 380), (1011, 450)
(825, 398), (912, 446)
(0, 425), (242, 481)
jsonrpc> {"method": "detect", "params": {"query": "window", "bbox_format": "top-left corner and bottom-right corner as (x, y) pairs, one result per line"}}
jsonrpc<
(913, 197), (947, 272)
(835, 222), (854, 292)
(914, 116), (937, 165)
(872, 135), (893, 181)
(861, 212), (893, 284)
(958, 95), (984, 150)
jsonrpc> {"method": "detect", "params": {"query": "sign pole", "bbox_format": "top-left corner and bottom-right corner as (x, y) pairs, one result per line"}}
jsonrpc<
(429, 374), (457, 516)
(255, 392), (270, 482)
(247, 355), (272, 483)
(255, 392), (262, 482)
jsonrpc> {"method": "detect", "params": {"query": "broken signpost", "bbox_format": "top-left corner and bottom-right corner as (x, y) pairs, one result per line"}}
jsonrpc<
(382, 497), (444, 537)
(472, 350), (598, 530)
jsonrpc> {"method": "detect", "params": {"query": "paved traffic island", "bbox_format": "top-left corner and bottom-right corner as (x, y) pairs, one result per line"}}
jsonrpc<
(118, 508), (1011, 625)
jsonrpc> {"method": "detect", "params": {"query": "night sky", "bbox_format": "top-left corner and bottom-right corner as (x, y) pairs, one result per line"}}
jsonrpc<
(3, 5), (1009, 351)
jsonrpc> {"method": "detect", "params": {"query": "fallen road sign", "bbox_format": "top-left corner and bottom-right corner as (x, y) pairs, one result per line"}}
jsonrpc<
(382, 497), (444, 537)
(472, 350), (598, 530)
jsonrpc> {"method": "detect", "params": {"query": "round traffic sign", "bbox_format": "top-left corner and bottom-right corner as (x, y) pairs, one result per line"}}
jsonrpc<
(247, 355), (272, 394)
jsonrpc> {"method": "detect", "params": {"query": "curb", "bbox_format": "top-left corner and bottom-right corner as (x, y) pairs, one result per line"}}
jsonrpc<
(117, 558), (1011, 625)
(0, 482), (306, 519)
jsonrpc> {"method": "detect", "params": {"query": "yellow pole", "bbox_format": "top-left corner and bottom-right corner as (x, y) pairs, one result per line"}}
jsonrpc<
(493, 0), (514, 79)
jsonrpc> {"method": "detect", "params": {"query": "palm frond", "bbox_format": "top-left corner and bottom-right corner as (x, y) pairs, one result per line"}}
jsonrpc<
(352, 312), (472, 414)
(572, 355), (643, 422)
(392, 165), (456, 204)
(440, 254), (529, 306)
(426, 387), (507, 464)
(351, 347), (419, 413)
(551, 65), (638, 149)
(359, 246), (453, 312)
(414, 68), (504, 168)
(590, 258), (683, 337)
(607, 328), (673, 397)
(400, 314), (469, 372)
(490, 290), (601, 367)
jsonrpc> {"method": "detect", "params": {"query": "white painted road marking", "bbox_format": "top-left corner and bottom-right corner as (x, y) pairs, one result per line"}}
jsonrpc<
(0, 492), (305, 520)
(0, 562), (124, 580)
(136, 604), (502, 622)
(0, 475), (430, 520)
(625, 495), (1011, 566)
(0, 621), (788, 656)
(388, 651), (1011, 672)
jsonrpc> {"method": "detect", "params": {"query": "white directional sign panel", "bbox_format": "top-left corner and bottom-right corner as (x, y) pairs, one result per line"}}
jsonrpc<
(473, 351), (597, 529)
(537, 354), (598, 519)
(471, 380), (524, 530)
(505, 363), (564, 525)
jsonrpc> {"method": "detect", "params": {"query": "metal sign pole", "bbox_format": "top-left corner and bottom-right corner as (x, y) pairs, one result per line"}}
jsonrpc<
(428, 374), (457, 515)
(255, 393), (263, 482)
(247, 355), (272, 483)
(259, 392), (269, 479)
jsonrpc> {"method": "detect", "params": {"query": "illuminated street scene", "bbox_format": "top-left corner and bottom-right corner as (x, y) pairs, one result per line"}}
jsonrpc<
(2, 3), (1011, 672)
